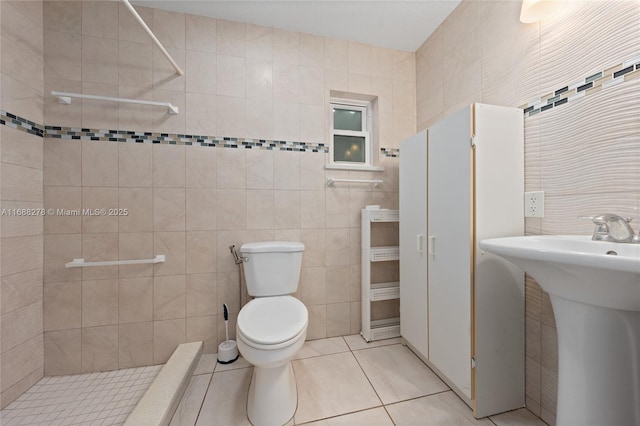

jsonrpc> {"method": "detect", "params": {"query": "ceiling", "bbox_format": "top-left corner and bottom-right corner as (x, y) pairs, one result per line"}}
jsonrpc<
(133, 0), (462, 52)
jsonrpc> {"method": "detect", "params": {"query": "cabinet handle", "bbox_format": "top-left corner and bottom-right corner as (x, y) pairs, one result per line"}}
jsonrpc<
(417, 234), (423, 253)
(428, 235), (436, 259)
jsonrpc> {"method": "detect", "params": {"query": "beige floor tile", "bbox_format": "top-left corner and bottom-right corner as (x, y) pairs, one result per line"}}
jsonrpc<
(193, 353), (217, 375)
(196, 368), (252, 426)
(386, 391), (493, 426)
(490, 408), (547, 426)
(293, 352), (381, 424)
(170, 374), (211, 426)
(343, 334), (401, 351)
(294, 337), (350, 360)
(353, 345), (448, 404)
(301, 407), (394, 425)
(215, 355), (251, 372)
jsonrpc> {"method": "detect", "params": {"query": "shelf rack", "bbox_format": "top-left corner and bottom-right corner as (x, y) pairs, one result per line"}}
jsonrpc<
(361, 208), (401, 342)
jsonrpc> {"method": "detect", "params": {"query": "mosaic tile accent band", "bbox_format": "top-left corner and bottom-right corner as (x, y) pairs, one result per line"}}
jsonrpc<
(0, 110), (400, 157)
(0, 111), (45, 137)
(520, 54), (640, 118)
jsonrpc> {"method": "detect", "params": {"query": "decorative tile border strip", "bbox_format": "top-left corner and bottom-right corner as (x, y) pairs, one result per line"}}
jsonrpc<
(0, 110), (44, 137)
(0, 112), (402, 157)
(520, 54), (640, 118)
(381, 148), (399, 158)
(44, 126), (330, 153)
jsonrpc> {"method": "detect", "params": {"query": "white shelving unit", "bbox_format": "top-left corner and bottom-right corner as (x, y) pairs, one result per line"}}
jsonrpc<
(361, 208), (400, 342)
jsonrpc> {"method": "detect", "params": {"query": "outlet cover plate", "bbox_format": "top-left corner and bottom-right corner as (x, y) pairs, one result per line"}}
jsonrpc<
(525, 191), (545, 218)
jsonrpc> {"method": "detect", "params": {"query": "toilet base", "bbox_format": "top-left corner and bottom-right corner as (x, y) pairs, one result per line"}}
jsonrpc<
(247, 361), (297, 426)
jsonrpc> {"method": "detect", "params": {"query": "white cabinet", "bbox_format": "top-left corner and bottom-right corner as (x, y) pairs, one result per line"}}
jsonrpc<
(399, 103), (525, 418)
(361, 208), (400, 342)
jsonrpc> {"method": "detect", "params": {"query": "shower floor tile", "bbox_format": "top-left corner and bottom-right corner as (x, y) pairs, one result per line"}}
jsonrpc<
(0, 364), (162, 426)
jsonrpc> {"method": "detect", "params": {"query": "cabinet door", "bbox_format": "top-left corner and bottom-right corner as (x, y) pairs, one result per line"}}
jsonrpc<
(427, 106), (473, 399)
(399, 130), (428, 357)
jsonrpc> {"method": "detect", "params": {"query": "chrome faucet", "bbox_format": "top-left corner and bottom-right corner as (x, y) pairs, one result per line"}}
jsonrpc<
(580, 213), (640, 243)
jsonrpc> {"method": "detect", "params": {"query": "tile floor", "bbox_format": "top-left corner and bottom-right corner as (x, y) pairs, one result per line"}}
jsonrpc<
(170, 335), (548, 426)
(0, 365), (162, 426)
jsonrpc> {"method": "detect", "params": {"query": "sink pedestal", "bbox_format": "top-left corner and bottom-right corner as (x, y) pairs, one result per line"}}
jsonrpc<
(552, 295), (640, 426)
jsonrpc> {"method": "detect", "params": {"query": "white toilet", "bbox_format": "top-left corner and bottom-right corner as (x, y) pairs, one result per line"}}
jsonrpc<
(236, 241), (308, 426)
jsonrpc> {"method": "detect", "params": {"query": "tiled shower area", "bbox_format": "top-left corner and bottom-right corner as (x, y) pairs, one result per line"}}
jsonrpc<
(0, 365), (161, 425)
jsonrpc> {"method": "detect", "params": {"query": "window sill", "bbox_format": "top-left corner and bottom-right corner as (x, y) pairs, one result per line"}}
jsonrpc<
(324, 164), (384, 172)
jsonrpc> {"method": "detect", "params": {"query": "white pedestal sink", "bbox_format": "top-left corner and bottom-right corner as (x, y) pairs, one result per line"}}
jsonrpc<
(479, 236), (640, 426)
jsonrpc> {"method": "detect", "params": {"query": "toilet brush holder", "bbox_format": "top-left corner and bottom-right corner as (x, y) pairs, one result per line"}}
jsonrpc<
(218, 340), (239, 364)
(218, 303), (239, 364)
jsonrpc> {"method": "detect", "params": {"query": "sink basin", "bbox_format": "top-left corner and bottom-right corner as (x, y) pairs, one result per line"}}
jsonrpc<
(480, 235), (640, 426)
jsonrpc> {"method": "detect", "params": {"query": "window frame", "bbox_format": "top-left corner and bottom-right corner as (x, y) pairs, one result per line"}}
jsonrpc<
(329, 99), (372, 169)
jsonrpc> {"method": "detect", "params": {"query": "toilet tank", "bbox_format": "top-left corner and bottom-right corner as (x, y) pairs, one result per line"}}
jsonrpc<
(240, 242), (305, 297)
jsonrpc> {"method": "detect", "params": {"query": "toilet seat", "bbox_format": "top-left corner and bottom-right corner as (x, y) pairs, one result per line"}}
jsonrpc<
(237, 296), (308, 346)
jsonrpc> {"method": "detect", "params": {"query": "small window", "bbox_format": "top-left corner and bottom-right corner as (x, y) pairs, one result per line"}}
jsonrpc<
(330, 100), (371, 167)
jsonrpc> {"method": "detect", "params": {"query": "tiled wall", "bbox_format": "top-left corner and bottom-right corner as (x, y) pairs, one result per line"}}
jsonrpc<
(40, 1), (413, 376)
(0, 1), (45, 409)
(415, 1), (640, 424)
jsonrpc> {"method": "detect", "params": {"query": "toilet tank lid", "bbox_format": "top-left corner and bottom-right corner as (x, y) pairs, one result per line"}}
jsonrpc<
(240, 241), (305, 253)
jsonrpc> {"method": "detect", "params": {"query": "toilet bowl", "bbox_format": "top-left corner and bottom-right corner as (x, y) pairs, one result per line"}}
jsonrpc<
(237, 296), (308, 426)
(236, 242), (307, 426)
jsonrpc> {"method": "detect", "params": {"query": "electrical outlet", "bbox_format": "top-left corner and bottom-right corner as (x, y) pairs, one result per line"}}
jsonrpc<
(525, 191), (545, 218)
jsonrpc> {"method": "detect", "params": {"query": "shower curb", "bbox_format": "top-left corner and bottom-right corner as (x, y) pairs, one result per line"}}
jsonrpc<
(124, 341), (203, 426)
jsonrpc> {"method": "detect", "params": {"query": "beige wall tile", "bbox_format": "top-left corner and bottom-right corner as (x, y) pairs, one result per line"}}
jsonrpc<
(1, 74), (44, 124)
(301, 191), (326, 229)
(152, 45), (186, 92)
(81, 325), (118, 373)
(44, 1), (81, 34)
(217, 271), (241, 314)
(325, 188), (350, 228)
(185, 146), (217, 188)
(217, 189), (247, 230)
(185, 13), (217, 53)
(1, 38), (43, 95)
(44, 329), (81, 375)
(119, 4), (154, 45)
(185, 92), (217, 136)
(217, 55), (245, 98)
(118, 187), (153, 233)
(1, 126), (43, 170)
(326, 302), (351, 337)
(82, 278), (118, 327)
(153, 144), (186, 188)
(186, 231), (217, 274)
(246, 190), (274, 230)
(118, 232), (154, 277)
(82, 1), (117, 39)
(154, 188), (186, 231)
(299, 266), (326, 306)
(82, 187), (119, 233)
(154, 275), (186, 320)
(274, 190), (301, 229)
(299, 104), (325, 143)
(153, 89), (186, 134)
(1, 335), (43, 393)
(186, 188), (217, 231)
(245, 149), (273, 189)
(246, 24), (272, 60)
(186, 50), (217, 94)
(153, 8), (185, 49)
(44, 29), (81, 82)
(216, 230), (246, 273)
(245, 59), (273, 101)
(82, 233), (119, 280)
(186, 273), (217, 317)
(119, 277), (153, 324)
(119, 40), (153, 88)
(118, 86), (154, 131)
(82, 35), (118, 85)
(1, 163), (43, 202)
(326, 265), (350, 304)
(44, 139), (81, 186)
(154, 231), (186, 276)
(119, 321), (154, 368)
(273, 101), (300, 142)
(1, 301), (42, 352)
(118, 140), (152, 188)
(1, 269), (42, 315)
(153, 318), (186, 363)
(44, 234), (81, 283)
(306, 304), (327, 340)
(0, 202), (43, 239)
(216, 96), (246, 138)
(186, 315), (217, 353)
(300, 228), (326, 267)
(44, 186), (81, 234)
(44, 281), (81, 332)
(300, 152), (325, 191)
(217, 19), (245, 57)
(325, 229), (350, 266)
